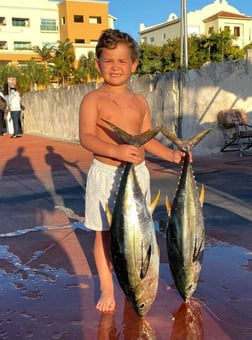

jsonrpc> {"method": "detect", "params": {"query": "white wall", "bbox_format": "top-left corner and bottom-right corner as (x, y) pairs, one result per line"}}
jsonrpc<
(22, 53), (252, 155)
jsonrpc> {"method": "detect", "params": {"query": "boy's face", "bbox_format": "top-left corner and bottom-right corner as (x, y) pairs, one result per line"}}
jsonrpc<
(96, 43), (138, 86)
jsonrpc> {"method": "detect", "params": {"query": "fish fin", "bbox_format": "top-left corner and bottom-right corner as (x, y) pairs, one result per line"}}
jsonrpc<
(199, 184), (205, 207)
(149, 190), (161, 214)
(140, 244), (151, 279)
(165, 196), (172, 217)
(102, 118), (161, 147)
(105, 203), (112, 227)
(193, 237), (204, 262)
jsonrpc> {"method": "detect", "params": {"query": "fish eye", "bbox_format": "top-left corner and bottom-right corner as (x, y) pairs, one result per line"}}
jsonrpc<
(139, 303), (145, 310)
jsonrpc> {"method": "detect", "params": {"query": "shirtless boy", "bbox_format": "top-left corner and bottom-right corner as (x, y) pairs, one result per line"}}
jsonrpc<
(79, 29), (185, 313)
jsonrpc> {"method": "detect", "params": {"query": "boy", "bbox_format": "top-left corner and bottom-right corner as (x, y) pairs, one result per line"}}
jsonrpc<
(79, 29), (185, 313)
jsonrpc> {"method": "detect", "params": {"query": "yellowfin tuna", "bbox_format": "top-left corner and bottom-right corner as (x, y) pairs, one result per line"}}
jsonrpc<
(103, 119), (161, 316)
(162, 128), (212, 301)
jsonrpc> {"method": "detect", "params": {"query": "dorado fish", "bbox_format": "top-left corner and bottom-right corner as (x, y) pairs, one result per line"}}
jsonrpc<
(162, 128), (212, 301)
(103, 119), (161, 316)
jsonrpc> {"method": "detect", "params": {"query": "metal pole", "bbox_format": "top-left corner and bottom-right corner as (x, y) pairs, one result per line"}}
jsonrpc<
(178, 0), (188, 138)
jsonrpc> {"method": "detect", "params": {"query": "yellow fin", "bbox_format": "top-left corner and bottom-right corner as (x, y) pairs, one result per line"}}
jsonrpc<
(165, 196), (172, 217)
(149, 190), (161, 214)
(105, 203), (112, 227)
(199, 184), (205, 207)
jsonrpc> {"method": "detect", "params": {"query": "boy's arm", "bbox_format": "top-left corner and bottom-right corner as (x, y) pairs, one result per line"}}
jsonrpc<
(145, 138), (184, 164)
(140, 99), (185, 164)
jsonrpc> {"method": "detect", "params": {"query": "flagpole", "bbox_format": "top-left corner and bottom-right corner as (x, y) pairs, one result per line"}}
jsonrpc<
(178, 0), (188, 138)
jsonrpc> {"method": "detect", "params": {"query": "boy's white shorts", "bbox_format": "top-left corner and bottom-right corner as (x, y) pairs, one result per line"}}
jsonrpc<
(84, 159), (150, 231)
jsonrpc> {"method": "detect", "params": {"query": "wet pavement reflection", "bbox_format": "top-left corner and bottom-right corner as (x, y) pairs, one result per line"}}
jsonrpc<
(0, 225), (251, 339)
(0, 135), (252, 339)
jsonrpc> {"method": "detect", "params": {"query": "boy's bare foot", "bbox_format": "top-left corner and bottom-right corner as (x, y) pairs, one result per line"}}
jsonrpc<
(96, 292), (115, 313)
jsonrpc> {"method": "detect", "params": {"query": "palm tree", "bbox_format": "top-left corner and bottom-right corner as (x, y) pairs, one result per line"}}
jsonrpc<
(19, 61), (50, 91)
(78, 50), (100, 82)
(51, 39), (75, 87)
(32, 43), (54, 68)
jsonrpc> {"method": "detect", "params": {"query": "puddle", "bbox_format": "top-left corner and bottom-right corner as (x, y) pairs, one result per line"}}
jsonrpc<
(0, 224), (251, 339)
(160, 239), (252, 339)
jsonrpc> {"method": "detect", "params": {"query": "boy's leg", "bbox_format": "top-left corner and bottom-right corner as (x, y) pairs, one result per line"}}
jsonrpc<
(94, 230), (115, 312)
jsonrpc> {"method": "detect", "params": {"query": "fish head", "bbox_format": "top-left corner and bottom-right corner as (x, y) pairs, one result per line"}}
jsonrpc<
(181, 282), (198, 301)
(129, 277), (158, 316)
(131, 295), (155, 317)
(177, 261), (203, 301)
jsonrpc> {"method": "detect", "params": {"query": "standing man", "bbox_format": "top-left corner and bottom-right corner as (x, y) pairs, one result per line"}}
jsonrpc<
(0, 89), (7, 135)
(7, 88), (22, 138)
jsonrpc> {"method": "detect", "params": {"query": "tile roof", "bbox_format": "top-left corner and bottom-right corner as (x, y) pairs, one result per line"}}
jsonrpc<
(204, 11), (252, 22)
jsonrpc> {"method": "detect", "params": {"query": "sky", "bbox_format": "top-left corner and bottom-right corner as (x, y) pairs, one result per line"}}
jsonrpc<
(108, 0), (252, 41)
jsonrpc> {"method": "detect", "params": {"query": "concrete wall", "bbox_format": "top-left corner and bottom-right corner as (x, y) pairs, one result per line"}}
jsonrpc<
(22, 51), (252, 155)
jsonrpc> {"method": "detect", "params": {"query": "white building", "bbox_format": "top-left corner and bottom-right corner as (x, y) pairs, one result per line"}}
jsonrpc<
(139, 0), (252, 48)
(0, 0), (59, 65)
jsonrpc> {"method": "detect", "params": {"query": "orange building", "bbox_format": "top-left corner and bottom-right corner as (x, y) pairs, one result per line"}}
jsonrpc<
(58, 0), (115, 67)
(59, 0), (109, 44)
(0, 0), (115, 67)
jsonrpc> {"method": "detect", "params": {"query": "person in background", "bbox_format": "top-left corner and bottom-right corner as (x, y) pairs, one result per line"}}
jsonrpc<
(7, 88), (22, 138)
(0, 89), (7, 135)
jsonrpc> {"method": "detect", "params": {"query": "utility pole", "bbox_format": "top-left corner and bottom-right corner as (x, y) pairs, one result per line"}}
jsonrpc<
(178, 0), (188, 138)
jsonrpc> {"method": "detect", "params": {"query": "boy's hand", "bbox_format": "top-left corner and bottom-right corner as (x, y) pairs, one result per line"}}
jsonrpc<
(172, 150), (192, 164)
(115, 144), (141, 164)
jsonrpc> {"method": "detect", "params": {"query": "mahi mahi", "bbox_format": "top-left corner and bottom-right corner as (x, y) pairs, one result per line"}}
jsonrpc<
(103, 119), (161, 316)
(162, 128), (212, 301)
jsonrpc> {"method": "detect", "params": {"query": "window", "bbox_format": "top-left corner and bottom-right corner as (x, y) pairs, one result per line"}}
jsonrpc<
(40, 19), (57, 31)
(0, 17), (6, 26)
(0, 41), (7, 49)
(14, 41), (31, 50)
(162, 33), (166, 40)
(234, 26), (240, 37)
(74, 15), (84, 23)
(61, 17), (65, 25)
(224, 26), (230, 32)
(75, 39), (85, 44)
(12, 18), (30, 27)
(89, 16), (101, 24)
(42, 42), (56, 48)
(149, 37), (155, 43)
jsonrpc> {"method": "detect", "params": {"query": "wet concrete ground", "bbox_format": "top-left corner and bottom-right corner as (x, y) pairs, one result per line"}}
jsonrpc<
(0, 134), (251, 339)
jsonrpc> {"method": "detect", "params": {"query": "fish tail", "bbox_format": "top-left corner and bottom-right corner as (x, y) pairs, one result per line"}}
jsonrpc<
(102, 118), (161, 147)
(161, 128), (212, 152)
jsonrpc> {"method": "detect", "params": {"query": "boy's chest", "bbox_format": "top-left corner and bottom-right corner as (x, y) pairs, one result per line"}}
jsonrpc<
(100, 109), (144, 134)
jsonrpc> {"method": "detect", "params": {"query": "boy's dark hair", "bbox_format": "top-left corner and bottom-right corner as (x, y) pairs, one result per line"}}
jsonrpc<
(96, 29), (138, 61)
